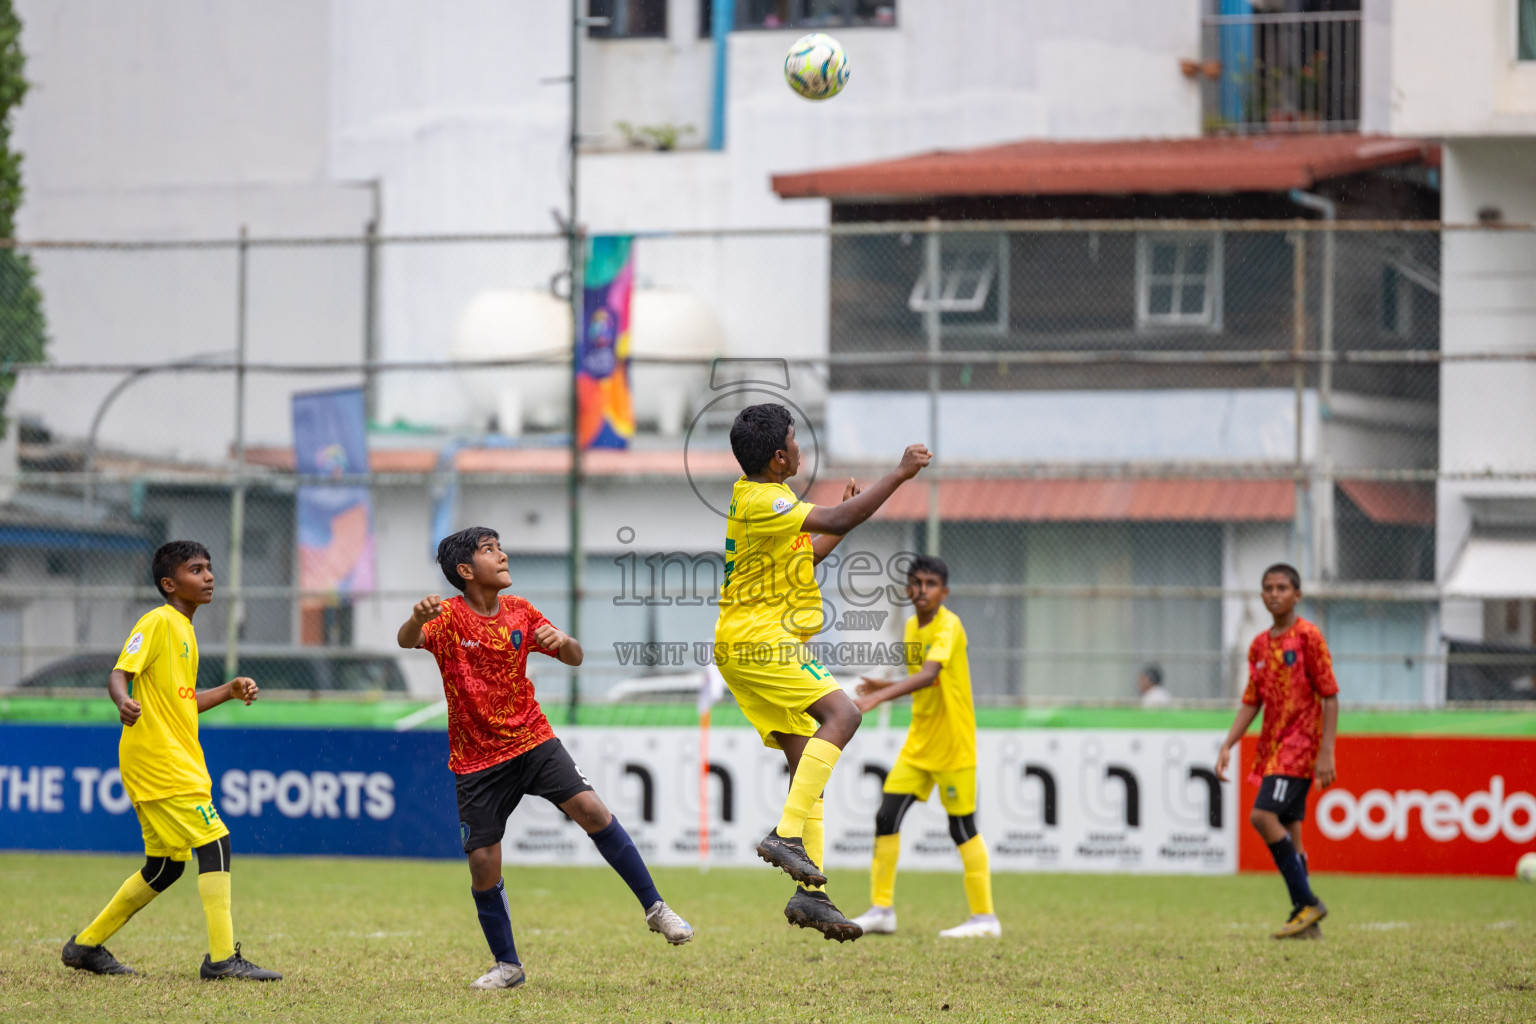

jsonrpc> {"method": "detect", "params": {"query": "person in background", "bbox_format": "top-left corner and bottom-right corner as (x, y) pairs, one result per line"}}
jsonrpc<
(1138, 664), (1173, 707)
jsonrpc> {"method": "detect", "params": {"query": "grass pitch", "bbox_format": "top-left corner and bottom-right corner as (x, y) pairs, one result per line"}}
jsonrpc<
(2, 853), (1533, 1023)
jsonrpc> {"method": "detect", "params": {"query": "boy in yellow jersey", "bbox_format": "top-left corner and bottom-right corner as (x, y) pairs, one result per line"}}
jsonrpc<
(61, 541), (280, 980)
(715, 403), (930, 941)
(849, 556), (999, 939)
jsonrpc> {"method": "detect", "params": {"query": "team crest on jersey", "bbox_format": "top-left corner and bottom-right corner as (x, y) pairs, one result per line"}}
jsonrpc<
(772, 497), (794, 515)
(1283, 650), (1297, 666)
(511, 629), (523, 651)
(125, 632), (143, 655)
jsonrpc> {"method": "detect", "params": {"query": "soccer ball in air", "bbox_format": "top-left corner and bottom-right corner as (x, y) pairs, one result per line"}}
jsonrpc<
(784, 33), (849, 101)
(1519, 851), (1536, 883)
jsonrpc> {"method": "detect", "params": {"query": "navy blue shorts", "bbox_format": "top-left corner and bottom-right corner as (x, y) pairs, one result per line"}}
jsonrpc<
(453, 738), (593, 853)
(1253, 774), (1311, 824)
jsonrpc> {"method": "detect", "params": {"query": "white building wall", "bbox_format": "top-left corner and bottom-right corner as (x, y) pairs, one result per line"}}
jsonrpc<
(1390, 0), (1536, 137)
(9, 0), (1207, 449)
(1434, 140), (1536, 642)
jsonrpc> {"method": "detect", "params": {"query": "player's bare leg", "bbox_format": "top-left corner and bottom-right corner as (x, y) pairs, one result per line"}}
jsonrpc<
(559, 791), (693, 945)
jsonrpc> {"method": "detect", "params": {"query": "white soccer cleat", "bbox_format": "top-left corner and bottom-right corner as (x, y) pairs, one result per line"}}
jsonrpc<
(645, 900), (694, 945)
(470, 961), (526, 990)
(939, 915), (1001, 939)
(849, 906), (897, 935)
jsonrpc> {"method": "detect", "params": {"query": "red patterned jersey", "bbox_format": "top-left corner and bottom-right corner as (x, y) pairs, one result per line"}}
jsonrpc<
(418, 594), (560, 774)
(1242, 618), (1339, 783)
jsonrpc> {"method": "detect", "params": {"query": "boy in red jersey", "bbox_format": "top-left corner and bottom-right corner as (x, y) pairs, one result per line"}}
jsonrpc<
(398, 527), (692, 992)
(1216, 562), (1339, 940)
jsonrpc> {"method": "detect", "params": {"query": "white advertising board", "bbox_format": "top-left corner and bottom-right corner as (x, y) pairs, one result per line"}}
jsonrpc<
(502, 727), (1237, 875)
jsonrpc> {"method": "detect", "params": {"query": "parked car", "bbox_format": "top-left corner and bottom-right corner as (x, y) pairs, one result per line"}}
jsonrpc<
(14, 647), (410, 694)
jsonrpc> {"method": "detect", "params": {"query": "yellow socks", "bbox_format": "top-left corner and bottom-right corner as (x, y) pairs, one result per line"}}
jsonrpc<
(77, 871), (159, 946)
(801, 798), (826, 892)
(870, 833), (901, 908)
(198, 871), (235, 962)
(957, 835), (994, 916)
(776, 738), (841, 838)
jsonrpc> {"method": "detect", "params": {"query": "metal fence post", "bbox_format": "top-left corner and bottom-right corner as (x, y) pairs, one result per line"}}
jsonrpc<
(224, 225), (249, 683)
(566, 0), (585, 723)
(1290, 230), (1309, 576)
(924, 218), (942, 557)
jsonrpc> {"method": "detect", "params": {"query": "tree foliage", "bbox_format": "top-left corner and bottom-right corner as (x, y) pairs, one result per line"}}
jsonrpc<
(0, 0), (45, 438)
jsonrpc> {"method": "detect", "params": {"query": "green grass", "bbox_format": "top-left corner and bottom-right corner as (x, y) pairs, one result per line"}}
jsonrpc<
(2, 854), (1533, 1022)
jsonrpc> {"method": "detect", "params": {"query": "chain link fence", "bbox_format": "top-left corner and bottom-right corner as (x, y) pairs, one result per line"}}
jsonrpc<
(1, 221), (1533, 711)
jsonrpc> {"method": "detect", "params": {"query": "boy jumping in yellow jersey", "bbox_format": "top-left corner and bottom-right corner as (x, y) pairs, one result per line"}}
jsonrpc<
(850, 556), (999, 939)
(715, 403), (930, 941)
(62, 541), (280, 980)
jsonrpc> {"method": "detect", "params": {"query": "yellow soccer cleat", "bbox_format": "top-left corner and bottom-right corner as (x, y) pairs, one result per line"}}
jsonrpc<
(1273, 901), (1328, 939)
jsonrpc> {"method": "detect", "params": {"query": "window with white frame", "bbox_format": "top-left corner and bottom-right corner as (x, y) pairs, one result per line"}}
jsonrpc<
(1136, 233), (1223, 331)
(588, 0), (667, 38)
(907, 232), (1009, 335)
(733, 0), (896, 31)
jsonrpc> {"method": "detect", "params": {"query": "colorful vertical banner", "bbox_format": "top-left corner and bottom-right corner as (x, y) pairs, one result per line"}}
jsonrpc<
(578, 235), (636, 450)
(293, 388), (375, 602)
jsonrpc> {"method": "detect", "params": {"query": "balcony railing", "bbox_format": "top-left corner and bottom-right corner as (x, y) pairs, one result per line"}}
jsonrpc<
(1200, 10), (1362, 135)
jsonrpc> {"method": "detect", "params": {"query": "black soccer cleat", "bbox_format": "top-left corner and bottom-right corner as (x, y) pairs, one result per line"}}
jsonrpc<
(784, 888), (862, 943)
(200, 943), (282, 981)
(756, 829), (828, 887)
(62, 935), (136, 976)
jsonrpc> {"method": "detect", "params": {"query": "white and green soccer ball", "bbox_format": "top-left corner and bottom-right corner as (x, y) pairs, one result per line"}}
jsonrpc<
(1519, 851), (1536, 883)
(784, 33), (849, 101)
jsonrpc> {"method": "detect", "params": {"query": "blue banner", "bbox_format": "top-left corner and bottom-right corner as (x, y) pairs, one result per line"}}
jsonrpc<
(293, 387), (375, 595)
(0, 726), (460, 859)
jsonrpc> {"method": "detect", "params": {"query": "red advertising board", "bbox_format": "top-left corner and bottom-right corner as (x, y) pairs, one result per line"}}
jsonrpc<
(1237, 735), (1536, 876)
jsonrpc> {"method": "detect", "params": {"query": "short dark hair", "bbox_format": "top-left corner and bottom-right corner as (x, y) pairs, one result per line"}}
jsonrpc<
(1140, 664), (1163, 687)
(907, 554), (949, 586)
(1261, 562), (1301, 590)
(151, 540), (211, 598)
(729, 403), (793, 476)
(436, 526), (499, 592)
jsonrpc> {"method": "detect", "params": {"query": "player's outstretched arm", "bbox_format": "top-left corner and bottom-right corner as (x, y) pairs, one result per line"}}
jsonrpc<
(802, 445), (930, 537)
(397, 594), (443, 649)
(854, 661), (940, 714)
(534, 623), (583, 666)
(1214, 702), (1261, 782)
(108, 668), (140, 727)
(196, 677), (260, 714)
(811, 478), (862, 564)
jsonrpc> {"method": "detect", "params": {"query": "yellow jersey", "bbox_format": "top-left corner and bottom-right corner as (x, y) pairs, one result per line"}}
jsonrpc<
(715, 477), (823, 645)
(115, 604), (212, 803)
(900, 606), (977, 771)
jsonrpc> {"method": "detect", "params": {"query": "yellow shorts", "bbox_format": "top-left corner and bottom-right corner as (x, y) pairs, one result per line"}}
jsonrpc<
(883, 757), (977, 817)
(134, 792), (230, 860)
(718, 637), (842, 749)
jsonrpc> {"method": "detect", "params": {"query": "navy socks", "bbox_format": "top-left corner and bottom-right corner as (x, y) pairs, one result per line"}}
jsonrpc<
(471, 878), (519, 965)
(1267, 836), (1317, 909)
(590, 816), (662, 910)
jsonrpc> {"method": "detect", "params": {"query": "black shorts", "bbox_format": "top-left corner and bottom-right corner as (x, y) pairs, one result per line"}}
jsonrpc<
(454, 738), (593, 853)
(1253, 774), (1312, 824)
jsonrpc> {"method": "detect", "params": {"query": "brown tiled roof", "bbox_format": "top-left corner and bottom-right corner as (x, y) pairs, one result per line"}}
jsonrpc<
(806, 477), (1295, 522)
(242, 445), (744, 478)
(772, 134), (1437, 200)
(1338, 480), (1435, 526)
